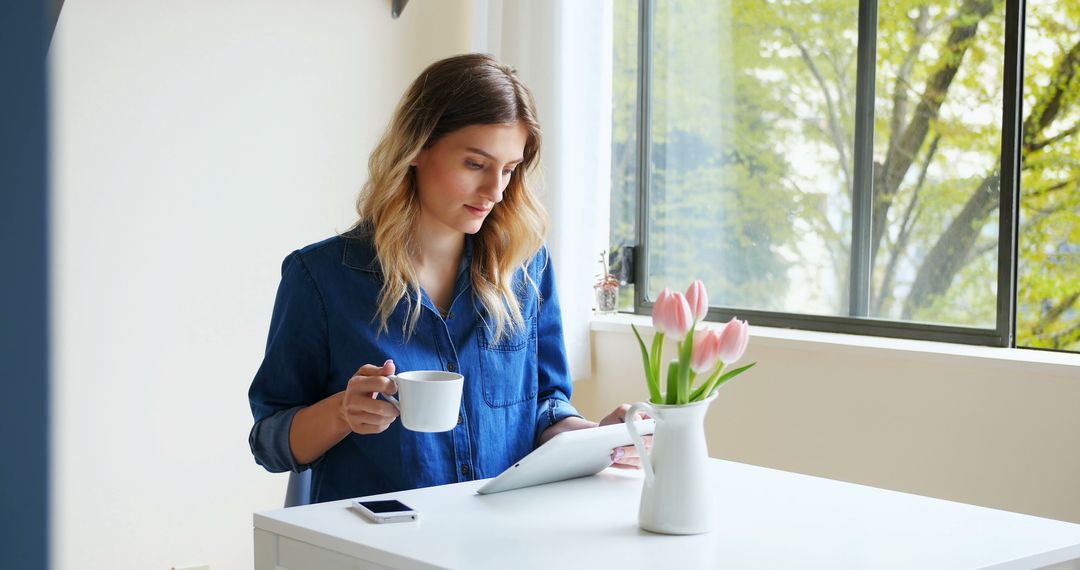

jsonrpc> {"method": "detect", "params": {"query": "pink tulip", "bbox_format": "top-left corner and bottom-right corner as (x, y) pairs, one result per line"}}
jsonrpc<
(652, 289), (675, 332)
(685, 280), (709, 322)
(652, 289), (675, 333)
(717, 317), (750, 365)
(691, 328), (723, 373)
(653, 289), (694, 341)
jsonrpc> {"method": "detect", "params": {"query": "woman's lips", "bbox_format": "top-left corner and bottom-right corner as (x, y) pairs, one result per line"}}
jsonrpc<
(465, 205), (491, 216)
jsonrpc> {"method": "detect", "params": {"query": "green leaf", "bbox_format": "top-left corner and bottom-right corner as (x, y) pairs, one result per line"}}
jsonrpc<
(665, 360), (680, 405)
(650, 331), (665, 402)
(689, 363), (725, 402)
(632, 324), (662, 404)
(698, 362), (757, 400)
(676, 329), (695, 404)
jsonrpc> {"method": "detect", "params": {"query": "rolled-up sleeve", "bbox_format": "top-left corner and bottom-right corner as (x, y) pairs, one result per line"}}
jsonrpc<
(247, 252), (330, 473)
(532, 247), (583, 442)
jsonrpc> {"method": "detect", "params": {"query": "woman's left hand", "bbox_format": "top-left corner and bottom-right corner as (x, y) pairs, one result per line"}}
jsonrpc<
(599, 404), (652, 470)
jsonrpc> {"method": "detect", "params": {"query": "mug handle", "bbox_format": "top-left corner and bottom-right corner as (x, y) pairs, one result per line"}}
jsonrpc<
(626, 402), (656, 485)
(382, 375), (401, 410)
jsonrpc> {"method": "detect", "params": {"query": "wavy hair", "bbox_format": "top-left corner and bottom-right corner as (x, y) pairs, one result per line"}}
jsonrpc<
(352, 53), (547, 341)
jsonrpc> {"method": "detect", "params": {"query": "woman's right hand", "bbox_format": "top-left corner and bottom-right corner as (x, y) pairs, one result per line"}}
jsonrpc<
(340, 359), (400, 434)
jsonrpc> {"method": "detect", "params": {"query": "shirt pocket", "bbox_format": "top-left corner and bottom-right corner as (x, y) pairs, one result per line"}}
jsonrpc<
(477, 316), (538, 408)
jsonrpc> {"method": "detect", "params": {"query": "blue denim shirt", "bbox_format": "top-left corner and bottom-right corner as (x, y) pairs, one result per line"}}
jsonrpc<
(247, 229), (582, 503)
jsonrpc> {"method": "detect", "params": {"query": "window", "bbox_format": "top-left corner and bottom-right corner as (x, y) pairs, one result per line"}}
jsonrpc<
(1016, 0), (1080, 351)
(611, 0), (1080, 353)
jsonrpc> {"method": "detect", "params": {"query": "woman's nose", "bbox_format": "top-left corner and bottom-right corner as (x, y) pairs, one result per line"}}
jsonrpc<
(481, 171), (506, 203)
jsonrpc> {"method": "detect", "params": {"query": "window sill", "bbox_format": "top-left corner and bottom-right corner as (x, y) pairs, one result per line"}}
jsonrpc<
(590, 312), (1080, 374)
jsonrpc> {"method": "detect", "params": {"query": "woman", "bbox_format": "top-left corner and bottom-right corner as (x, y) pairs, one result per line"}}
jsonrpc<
(248, 53), (639, 504)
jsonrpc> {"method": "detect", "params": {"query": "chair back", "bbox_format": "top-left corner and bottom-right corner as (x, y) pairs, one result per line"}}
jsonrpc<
(284, 470), (311, 507)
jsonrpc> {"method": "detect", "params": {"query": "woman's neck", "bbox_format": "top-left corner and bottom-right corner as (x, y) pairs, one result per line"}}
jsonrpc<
(414, 214), (466, 269)
(413, 214), (467, 317)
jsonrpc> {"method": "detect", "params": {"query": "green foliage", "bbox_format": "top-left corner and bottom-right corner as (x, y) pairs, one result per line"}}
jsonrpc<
(611, 0), (1080, 351)
(631, 323), (756, 405)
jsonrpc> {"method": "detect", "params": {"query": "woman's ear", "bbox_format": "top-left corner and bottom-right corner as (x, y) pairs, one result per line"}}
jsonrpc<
(410, 148), (425, 168)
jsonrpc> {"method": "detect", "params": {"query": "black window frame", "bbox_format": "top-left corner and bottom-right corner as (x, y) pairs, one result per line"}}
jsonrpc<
(629, 0), (1026, 347)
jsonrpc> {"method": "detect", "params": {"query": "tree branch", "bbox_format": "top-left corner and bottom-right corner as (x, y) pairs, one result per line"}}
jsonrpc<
(1029, 123), (1080, 153)
(1048, 319), (1080, 350)
(872, 0), (995, 262)
(902, 170), (999, 319)
(784, 27), (852, 188)
(900, 34), (1080, 319)
(873, 134), (940, 315)
(1026, 290), (1080, 348)
(887, 7), (931, 160)
(1022, 40), (1080, 150)
(1025, 177), (1078, 200)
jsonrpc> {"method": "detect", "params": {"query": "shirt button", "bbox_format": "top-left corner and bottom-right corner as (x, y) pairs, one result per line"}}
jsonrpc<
(461, 464), (471, 477)
(446, 312), (454, 320)
(457, 414), (463, 425)
(447, 361), (457, 372)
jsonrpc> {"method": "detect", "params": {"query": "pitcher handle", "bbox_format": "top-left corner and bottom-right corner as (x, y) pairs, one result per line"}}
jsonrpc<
(626, 402), (656, 485)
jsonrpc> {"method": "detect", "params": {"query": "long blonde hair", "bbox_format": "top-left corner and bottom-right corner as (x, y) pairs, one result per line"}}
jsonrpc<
(353, 53), (547, 341)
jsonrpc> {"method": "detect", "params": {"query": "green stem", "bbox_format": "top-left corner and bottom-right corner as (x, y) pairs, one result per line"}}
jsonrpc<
(691, 362), (757, 400)
(689, 363), (725, 402)
(675, 327), (696, 404)
(665, 360), (680, 405)
(650, 331), (665, 403)
(631, 324), (662, 404)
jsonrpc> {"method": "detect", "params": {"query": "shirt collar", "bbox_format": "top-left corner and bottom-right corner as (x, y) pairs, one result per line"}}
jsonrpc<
(341, 226), (381, 273)
(342, 226), (474, 276)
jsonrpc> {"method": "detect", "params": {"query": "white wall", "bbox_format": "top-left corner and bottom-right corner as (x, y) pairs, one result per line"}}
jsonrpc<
(49, 1), (472, 568)
(49, 1), (1080, 567)
(576, 317), (1080, 524)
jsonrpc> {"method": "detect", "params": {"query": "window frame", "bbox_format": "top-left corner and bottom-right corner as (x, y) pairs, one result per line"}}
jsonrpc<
(629, 0), (1026, 348)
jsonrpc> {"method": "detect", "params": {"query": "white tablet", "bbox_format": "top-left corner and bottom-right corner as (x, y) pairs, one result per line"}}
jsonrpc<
(475, 419), (655, 495)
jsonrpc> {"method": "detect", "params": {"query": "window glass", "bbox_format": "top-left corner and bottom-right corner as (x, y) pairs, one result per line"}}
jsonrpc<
(1017, 0), (1080, 351)
(643, 0), (858, 315)
(615, 0), (1010, 327)
(611, 0), (640, 311)
(869, 0), (1005, 327)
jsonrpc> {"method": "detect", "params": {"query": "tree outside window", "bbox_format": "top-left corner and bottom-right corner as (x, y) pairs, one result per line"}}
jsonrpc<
(611, 0), (1079, 353)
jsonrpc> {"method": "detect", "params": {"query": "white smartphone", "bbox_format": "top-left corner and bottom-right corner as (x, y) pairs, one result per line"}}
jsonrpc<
(350, 499), (418, 524)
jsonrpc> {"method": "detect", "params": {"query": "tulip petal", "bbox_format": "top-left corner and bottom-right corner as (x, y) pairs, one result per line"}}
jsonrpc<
(653, 288), (675, 335)
(667, 292), (694, 342)
(685, 280), (709, 322)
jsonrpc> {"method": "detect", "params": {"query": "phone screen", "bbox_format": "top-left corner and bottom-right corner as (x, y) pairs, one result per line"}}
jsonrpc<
(359, 499), (412, 513)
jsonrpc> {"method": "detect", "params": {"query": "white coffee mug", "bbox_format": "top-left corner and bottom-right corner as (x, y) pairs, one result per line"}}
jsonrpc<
(384, 370), (464, 432)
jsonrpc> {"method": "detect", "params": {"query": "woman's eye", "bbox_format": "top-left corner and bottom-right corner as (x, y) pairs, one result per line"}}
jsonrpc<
(503, 168), (515, 176)
(466, 161), (484, 170)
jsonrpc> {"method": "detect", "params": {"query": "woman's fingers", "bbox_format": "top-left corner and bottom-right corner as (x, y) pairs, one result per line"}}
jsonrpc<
(344, 409), (398, 432)
(609, 457), (642, 469)
(344, 395), (399, 418)
(598, 404), (631, 426)
(611, 435), (653, 469)
(610, 446), (641, 469)
(353, 363), (386, 376)
(342, 403), (398, 434)
(347, 372), (397, 398)
(598, 403), (653, 427)
(342, 361), (400, 434)
(351, 360), (396, 383)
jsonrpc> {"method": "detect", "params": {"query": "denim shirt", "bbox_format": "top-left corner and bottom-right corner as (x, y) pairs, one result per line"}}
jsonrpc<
(247, 230), (582, 503)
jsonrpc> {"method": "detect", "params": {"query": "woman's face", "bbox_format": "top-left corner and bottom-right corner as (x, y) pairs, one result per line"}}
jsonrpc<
(413, 122), (528, 236)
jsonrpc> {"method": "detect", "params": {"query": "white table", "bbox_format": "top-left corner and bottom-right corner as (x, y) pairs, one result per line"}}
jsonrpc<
(254, 459), (1080, 569)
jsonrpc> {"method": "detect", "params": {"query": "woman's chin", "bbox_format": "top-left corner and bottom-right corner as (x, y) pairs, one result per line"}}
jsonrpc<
(460, 220), (486, 235)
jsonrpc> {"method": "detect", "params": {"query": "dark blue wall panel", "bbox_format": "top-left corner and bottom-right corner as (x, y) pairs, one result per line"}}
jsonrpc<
(1, 0), (51, 568)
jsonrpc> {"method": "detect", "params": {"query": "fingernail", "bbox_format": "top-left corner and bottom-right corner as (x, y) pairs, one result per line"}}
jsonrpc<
(611, 448), (625, 462)
(384, 359), (393, 367)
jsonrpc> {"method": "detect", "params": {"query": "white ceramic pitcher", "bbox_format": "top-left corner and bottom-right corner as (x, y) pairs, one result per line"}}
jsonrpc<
(627, 393), (717, 535)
